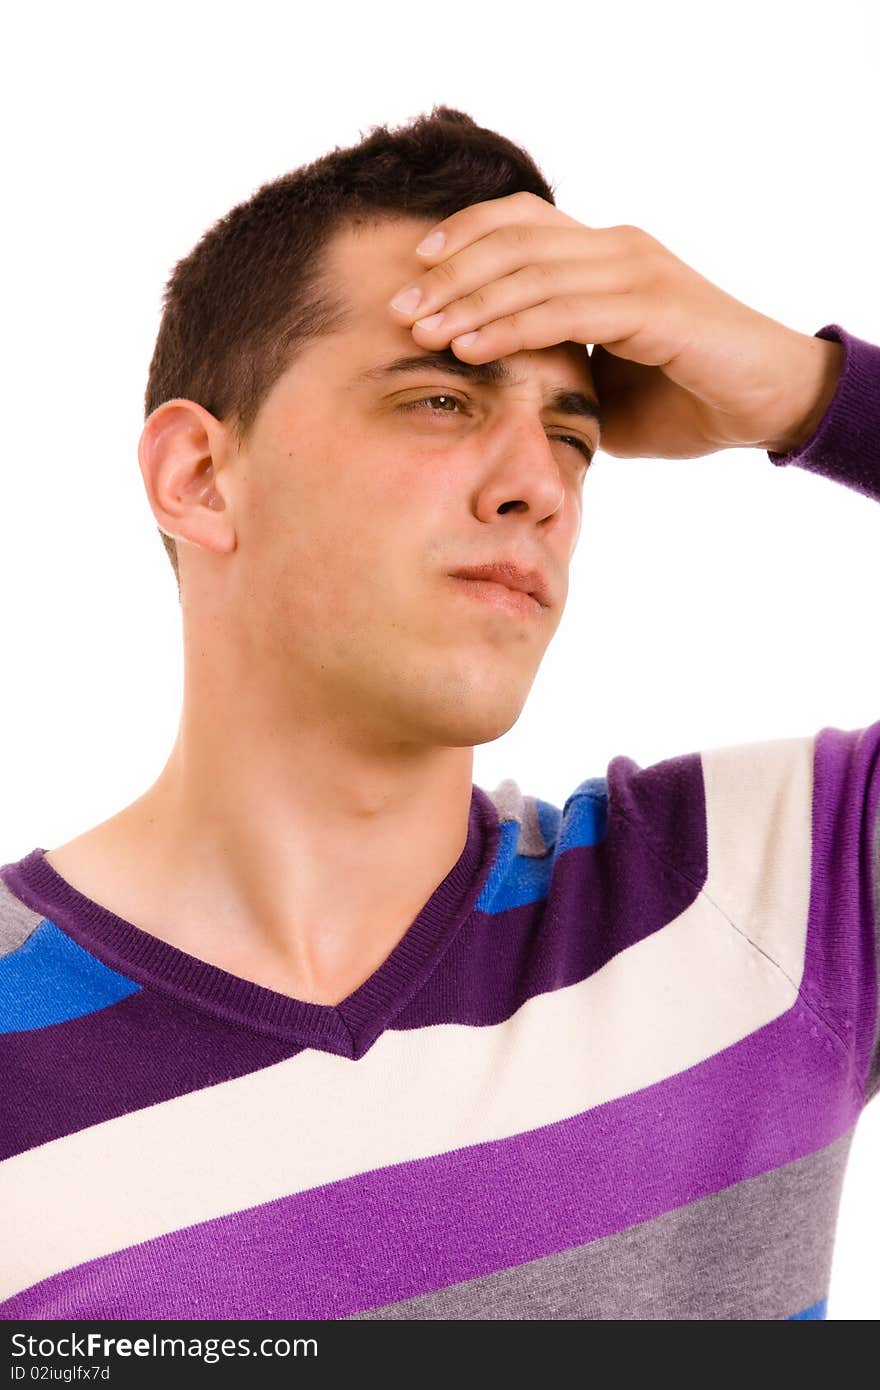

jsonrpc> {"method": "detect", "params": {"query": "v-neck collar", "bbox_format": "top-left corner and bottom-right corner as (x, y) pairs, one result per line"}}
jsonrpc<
(1, 784), (500, 1061)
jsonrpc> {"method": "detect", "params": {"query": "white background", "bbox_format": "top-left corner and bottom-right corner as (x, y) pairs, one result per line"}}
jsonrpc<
(2, 0), (878, 1319)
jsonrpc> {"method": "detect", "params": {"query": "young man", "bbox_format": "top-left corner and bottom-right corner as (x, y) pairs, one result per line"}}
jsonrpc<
(1, 107), (877, 1321)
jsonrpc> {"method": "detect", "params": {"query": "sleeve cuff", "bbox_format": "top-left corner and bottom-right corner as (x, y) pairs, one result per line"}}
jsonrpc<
(767, 322), (880, 503)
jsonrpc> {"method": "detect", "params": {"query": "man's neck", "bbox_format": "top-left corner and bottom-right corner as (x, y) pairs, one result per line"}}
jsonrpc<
(44, 740), (475, 1006)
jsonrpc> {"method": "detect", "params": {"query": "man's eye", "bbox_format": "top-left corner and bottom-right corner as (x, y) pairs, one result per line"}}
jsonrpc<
(399, 394), (465, 416)
(398, 396), (593, 461)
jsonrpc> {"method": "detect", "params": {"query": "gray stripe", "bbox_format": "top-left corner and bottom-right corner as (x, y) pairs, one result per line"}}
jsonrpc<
(349, 1130), (854, 1320)
(867, 789), (880, 1102)
(0, 876), (44, 960)
(489, 779), (549, 858)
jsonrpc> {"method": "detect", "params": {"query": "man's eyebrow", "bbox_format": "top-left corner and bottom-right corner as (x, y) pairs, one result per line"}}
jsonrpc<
(354, 348), (605, 435)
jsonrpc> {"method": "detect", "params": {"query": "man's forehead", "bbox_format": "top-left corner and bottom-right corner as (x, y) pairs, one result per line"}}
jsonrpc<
(325, 216), (449, 303)
(323, 217), (595, 386)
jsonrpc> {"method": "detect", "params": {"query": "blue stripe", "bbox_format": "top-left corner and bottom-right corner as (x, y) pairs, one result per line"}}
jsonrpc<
(788, 1297), (827, 1319)
(0, 919), (140, 1031)
(477, 780), (608, 914)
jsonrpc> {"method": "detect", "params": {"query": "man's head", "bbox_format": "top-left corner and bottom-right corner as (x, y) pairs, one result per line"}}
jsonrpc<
(139, 107), (599, 751)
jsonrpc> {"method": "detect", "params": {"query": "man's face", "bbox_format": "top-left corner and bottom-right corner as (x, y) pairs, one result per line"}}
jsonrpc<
(215, 215), (600, 750)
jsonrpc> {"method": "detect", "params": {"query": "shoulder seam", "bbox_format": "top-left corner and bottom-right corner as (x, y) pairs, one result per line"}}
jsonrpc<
(609, 798), (857, 1088)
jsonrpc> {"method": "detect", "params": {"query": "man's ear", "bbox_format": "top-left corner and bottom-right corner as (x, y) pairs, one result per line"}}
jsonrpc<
(137, 399), (237, 557)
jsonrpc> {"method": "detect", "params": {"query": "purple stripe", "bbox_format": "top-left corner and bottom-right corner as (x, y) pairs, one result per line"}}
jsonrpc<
(2, 996), (859, 1320)
(0, 990), (301, 1159)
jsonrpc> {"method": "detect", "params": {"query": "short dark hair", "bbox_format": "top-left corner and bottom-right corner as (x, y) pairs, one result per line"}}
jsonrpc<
(143, 105), (558, 597)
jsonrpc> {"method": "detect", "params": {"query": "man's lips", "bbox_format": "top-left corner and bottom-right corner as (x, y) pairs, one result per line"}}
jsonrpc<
(449, 575), (544, 617)
(448, 561), (552, 608)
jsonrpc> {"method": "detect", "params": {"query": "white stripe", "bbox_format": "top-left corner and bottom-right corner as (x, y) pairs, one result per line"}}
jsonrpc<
(1, 734), (814, 1301)
(700, 731), (813, 987)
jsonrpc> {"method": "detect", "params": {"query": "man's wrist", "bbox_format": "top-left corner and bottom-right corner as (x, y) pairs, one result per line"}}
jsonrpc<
(762, 335), (845, 456)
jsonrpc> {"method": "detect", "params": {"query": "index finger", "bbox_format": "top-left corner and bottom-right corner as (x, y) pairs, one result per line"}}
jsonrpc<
(414, 190), (584, 260)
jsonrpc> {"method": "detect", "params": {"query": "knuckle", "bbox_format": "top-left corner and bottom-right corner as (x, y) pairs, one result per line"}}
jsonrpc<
(505, 222), (533, 250)
(533, 258), (558, 286)
(434, 258), (459, 287)
(505, 308), (526, 336)
(469, 285), (492, 312)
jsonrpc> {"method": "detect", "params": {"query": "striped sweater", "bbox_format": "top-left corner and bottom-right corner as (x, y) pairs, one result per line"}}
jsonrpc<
(1, 321), (879, 1322)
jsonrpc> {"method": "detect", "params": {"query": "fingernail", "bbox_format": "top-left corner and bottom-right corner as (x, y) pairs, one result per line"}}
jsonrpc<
(414, 312), (445, 330)
(389, 287), (422, 314)
(416, 231), (446, 255)
(452, 331), (478, 347)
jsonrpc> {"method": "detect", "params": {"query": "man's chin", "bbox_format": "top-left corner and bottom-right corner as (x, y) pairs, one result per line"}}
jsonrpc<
(422, 701), (528, 750)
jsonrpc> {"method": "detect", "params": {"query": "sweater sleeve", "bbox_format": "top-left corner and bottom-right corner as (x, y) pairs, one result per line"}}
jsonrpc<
(764, 322), (880, 1103)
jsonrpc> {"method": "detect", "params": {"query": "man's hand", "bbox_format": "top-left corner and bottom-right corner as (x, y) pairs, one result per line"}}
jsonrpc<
(388, 192), (844, 460)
